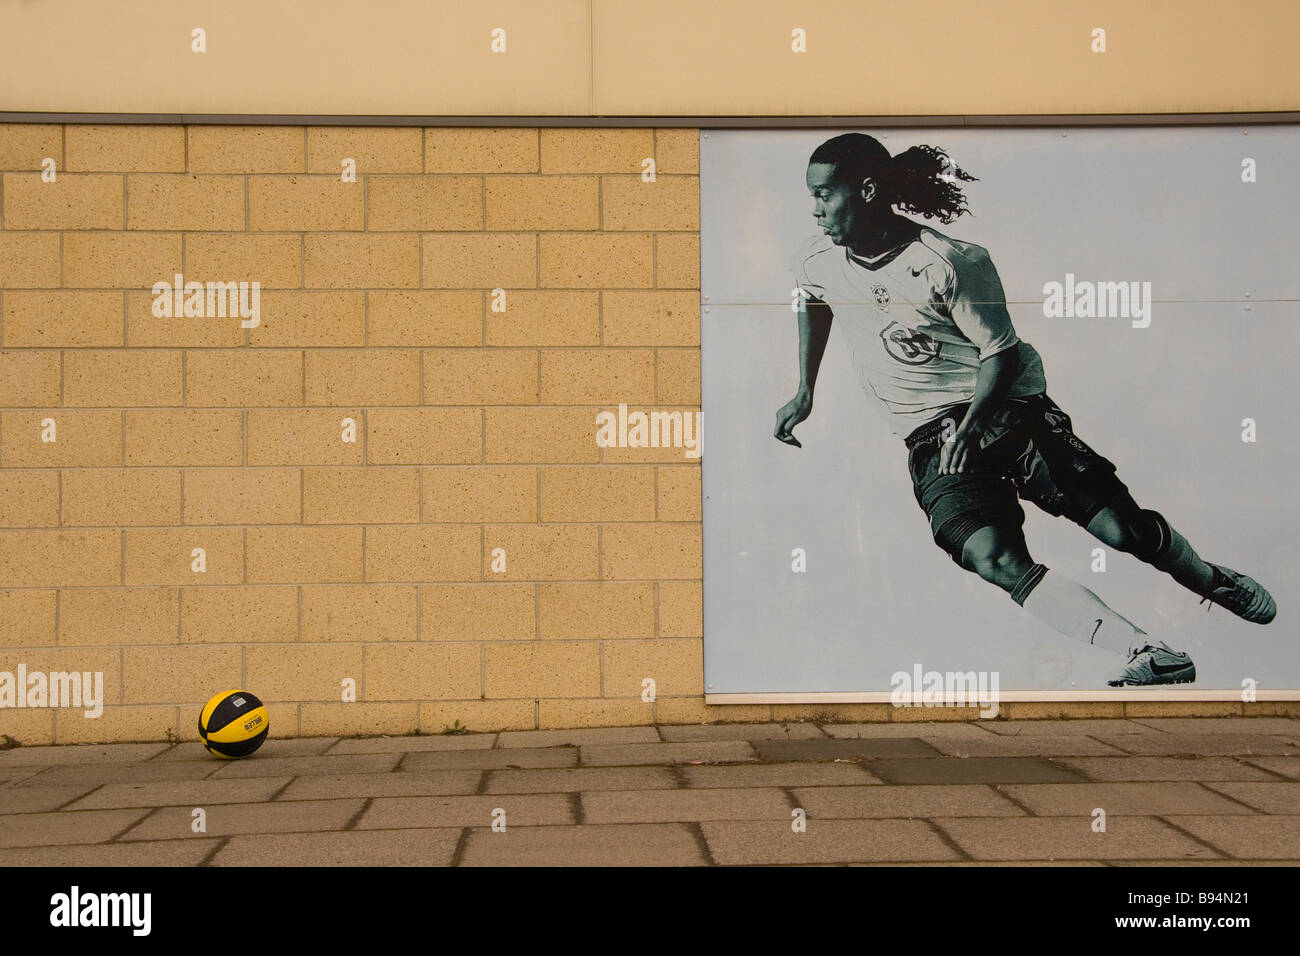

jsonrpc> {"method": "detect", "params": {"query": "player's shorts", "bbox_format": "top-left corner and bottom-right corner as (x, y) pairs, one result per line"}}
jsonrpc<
(904, 392), (1133, 564)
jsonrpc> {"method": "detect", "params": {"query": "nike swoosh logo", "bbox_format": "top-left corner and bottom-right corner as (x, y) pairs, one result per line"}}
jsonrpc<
(909, 267), (924, 277)
(1150, 658), (1192, 675)
(1089, 619), (1102, 644)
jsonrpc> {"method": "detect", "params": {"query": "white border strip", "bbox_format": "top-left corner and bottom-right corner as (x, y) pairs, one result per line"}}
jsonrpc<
(707, 690), (1300, 704)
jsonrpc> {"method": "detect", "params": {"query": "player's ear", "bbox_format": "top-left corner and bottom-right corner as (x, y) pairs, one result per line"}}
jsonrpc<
(858, 177), (877, 204)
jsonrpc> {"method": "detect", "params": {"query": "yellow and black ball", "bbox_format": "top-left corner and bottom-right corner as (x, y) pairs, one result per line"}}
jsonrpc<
(198, 689), (269, 759)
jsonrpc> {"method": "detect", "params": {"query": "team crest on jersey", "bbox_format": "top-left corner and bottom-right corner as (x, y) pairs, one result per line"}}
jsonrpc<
(871, 284), (891, 307)
(880, 320), (941, 365)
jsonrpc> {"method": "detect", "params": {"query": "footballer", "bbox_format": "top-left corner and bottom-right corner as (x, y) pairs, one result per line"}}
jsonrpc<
(774, 132), (1277, 687)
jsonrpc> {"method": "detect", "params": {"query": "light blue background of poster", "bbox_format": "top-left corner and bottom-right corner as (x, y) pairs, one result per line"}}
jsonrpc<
(700, 126), (1300, 694)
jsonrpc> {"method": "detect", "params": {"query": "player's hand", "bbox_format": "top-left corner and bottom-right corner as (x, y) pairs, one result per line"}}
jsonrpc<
(774, 389), (813, 447)
(938, 424), (981, 474)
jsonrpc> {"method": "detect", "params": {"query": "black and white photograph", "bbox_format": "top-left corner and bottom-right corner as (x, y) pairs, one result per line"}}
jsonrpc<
(701, 126), (1300, 698)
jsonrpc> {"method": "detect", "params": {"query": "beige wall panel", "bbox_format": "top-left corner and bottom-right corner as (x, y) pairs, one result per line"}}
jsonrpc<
(592, 0), (1300, 116)
(0, 0), (591, 115)
(1, 1), (1297, 118)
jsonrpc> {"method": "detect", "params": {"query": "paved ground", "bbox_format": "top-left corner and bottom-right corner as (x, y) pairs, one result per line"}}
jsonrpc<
(1, 718), (1297, 866)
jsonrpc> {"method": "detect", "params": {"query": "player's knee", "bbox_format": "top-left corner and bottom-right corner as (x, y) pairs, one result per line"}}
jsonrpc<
(962, 540), (1028, 588)
(1090, 507), (1166, 558)
(1086, 510), (1128, 550)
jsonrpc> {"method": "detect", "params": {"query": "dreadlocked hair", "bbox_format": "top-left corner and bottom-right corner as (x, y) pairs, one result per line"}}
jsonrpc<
(880, 144), (977, 223)
(809, 134), (977, 224)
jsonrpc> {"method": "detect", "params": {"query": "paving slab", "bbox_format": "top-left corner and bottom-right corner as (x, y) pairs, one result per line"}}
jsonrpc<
(869, 756), (1085, 785)
(657, 723), (827, 742)
(792, 784), (1026, 819)
(933, 816), (1221, 861)
(459, 823), (704, 866)
(1166, 814), (1300, 859)
(681, 761), (880, 789)
(209, 753), (401, 779)
(118, 798), (364, 841)
(751, 738), (939, 761)
(325, 734), (498, 755)
(1129, 718), (1300, 735)
(154, 738), (341, 761)
(496, 727), (660, 748)
(0, 784), (101, 814)
(0, 743), (171, 767)
(0, 768), (41, 786)
(1238, 756), (1300, 780)
(11, 762), (223, 787)
(252, 736), (341, 757)
(702, 819), (959, 865)
(400, 747), (579, 772)
(356, 793), (574, 829)
(0, 808), (150, 848)
(1108, 859), (1300, 867)
(1089, 733), (1298, 757)
(578, 741), (758, 767)
(922, 735), (1129, 757)
(977, 719), (1163, 737)
(822, 722), (996, 739)
(999, 782), (1256, 816)
(483, 766), (679, 794)
(210, 828), (462, 866)
(1051, 756), (1281, 782)
(19, 759), (241, 789)
(64, 777), (293, 811)
(0, 839), (220, 867)
(277, 770), (483, 801)
(1199, 782), (1300, 814)
(581, 787), (792, 824)
(852, 860), (1108, 867)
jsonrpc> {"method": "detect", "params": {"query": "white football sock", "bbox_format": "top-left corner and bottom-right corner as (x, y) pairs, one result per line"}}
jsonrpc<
(1013, 565), (1146, 656)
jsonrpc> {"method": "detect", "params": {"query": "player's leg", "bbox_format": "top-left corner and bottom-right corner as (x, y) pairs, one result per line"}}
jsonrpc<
(1012, 393), (1276, 625)
(1004, 548), (1195, 685)
(1085, 500), (1276, 624)
(958, 523), (1149, 656)
(906, 412), (1152, 657)
(984, 394), (1197, 684)
(1084, 504), (1209, 591)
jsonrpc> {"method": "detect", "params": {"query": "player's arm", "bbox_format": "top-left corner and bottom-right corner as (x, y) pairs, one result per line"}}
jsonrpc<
(775, 295), (833, 447)
(937, 245), (1023, 473)
(797, 294), (833, 395)
(939, 344), (1019, 474)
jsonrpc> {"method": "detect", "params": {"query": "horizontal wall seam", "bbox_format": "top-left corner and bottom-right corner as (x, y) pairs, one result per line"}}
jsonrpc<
(2, 112), (1300, 128)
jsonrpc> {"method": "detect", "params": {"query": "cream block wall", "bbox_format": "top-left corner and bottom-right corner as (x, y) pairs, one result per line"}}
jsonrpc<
(0, 121), (1294, 743)
(0, 125), (714, 743)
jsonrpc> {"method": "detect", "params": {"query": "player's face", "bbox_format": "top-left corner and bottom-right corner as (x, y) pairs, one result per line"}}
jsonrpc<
(806, 162), (875, 245)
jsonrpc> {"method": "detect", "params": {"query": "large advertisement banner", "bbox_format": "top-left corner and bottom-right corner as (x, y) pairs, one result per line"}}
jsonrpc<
(701, 126), (1299, 702)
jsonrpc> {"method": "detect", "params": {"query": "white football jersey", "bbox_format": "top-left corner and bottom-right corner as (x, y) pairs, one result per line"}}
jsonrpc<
(791, 224), (1047, 436)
